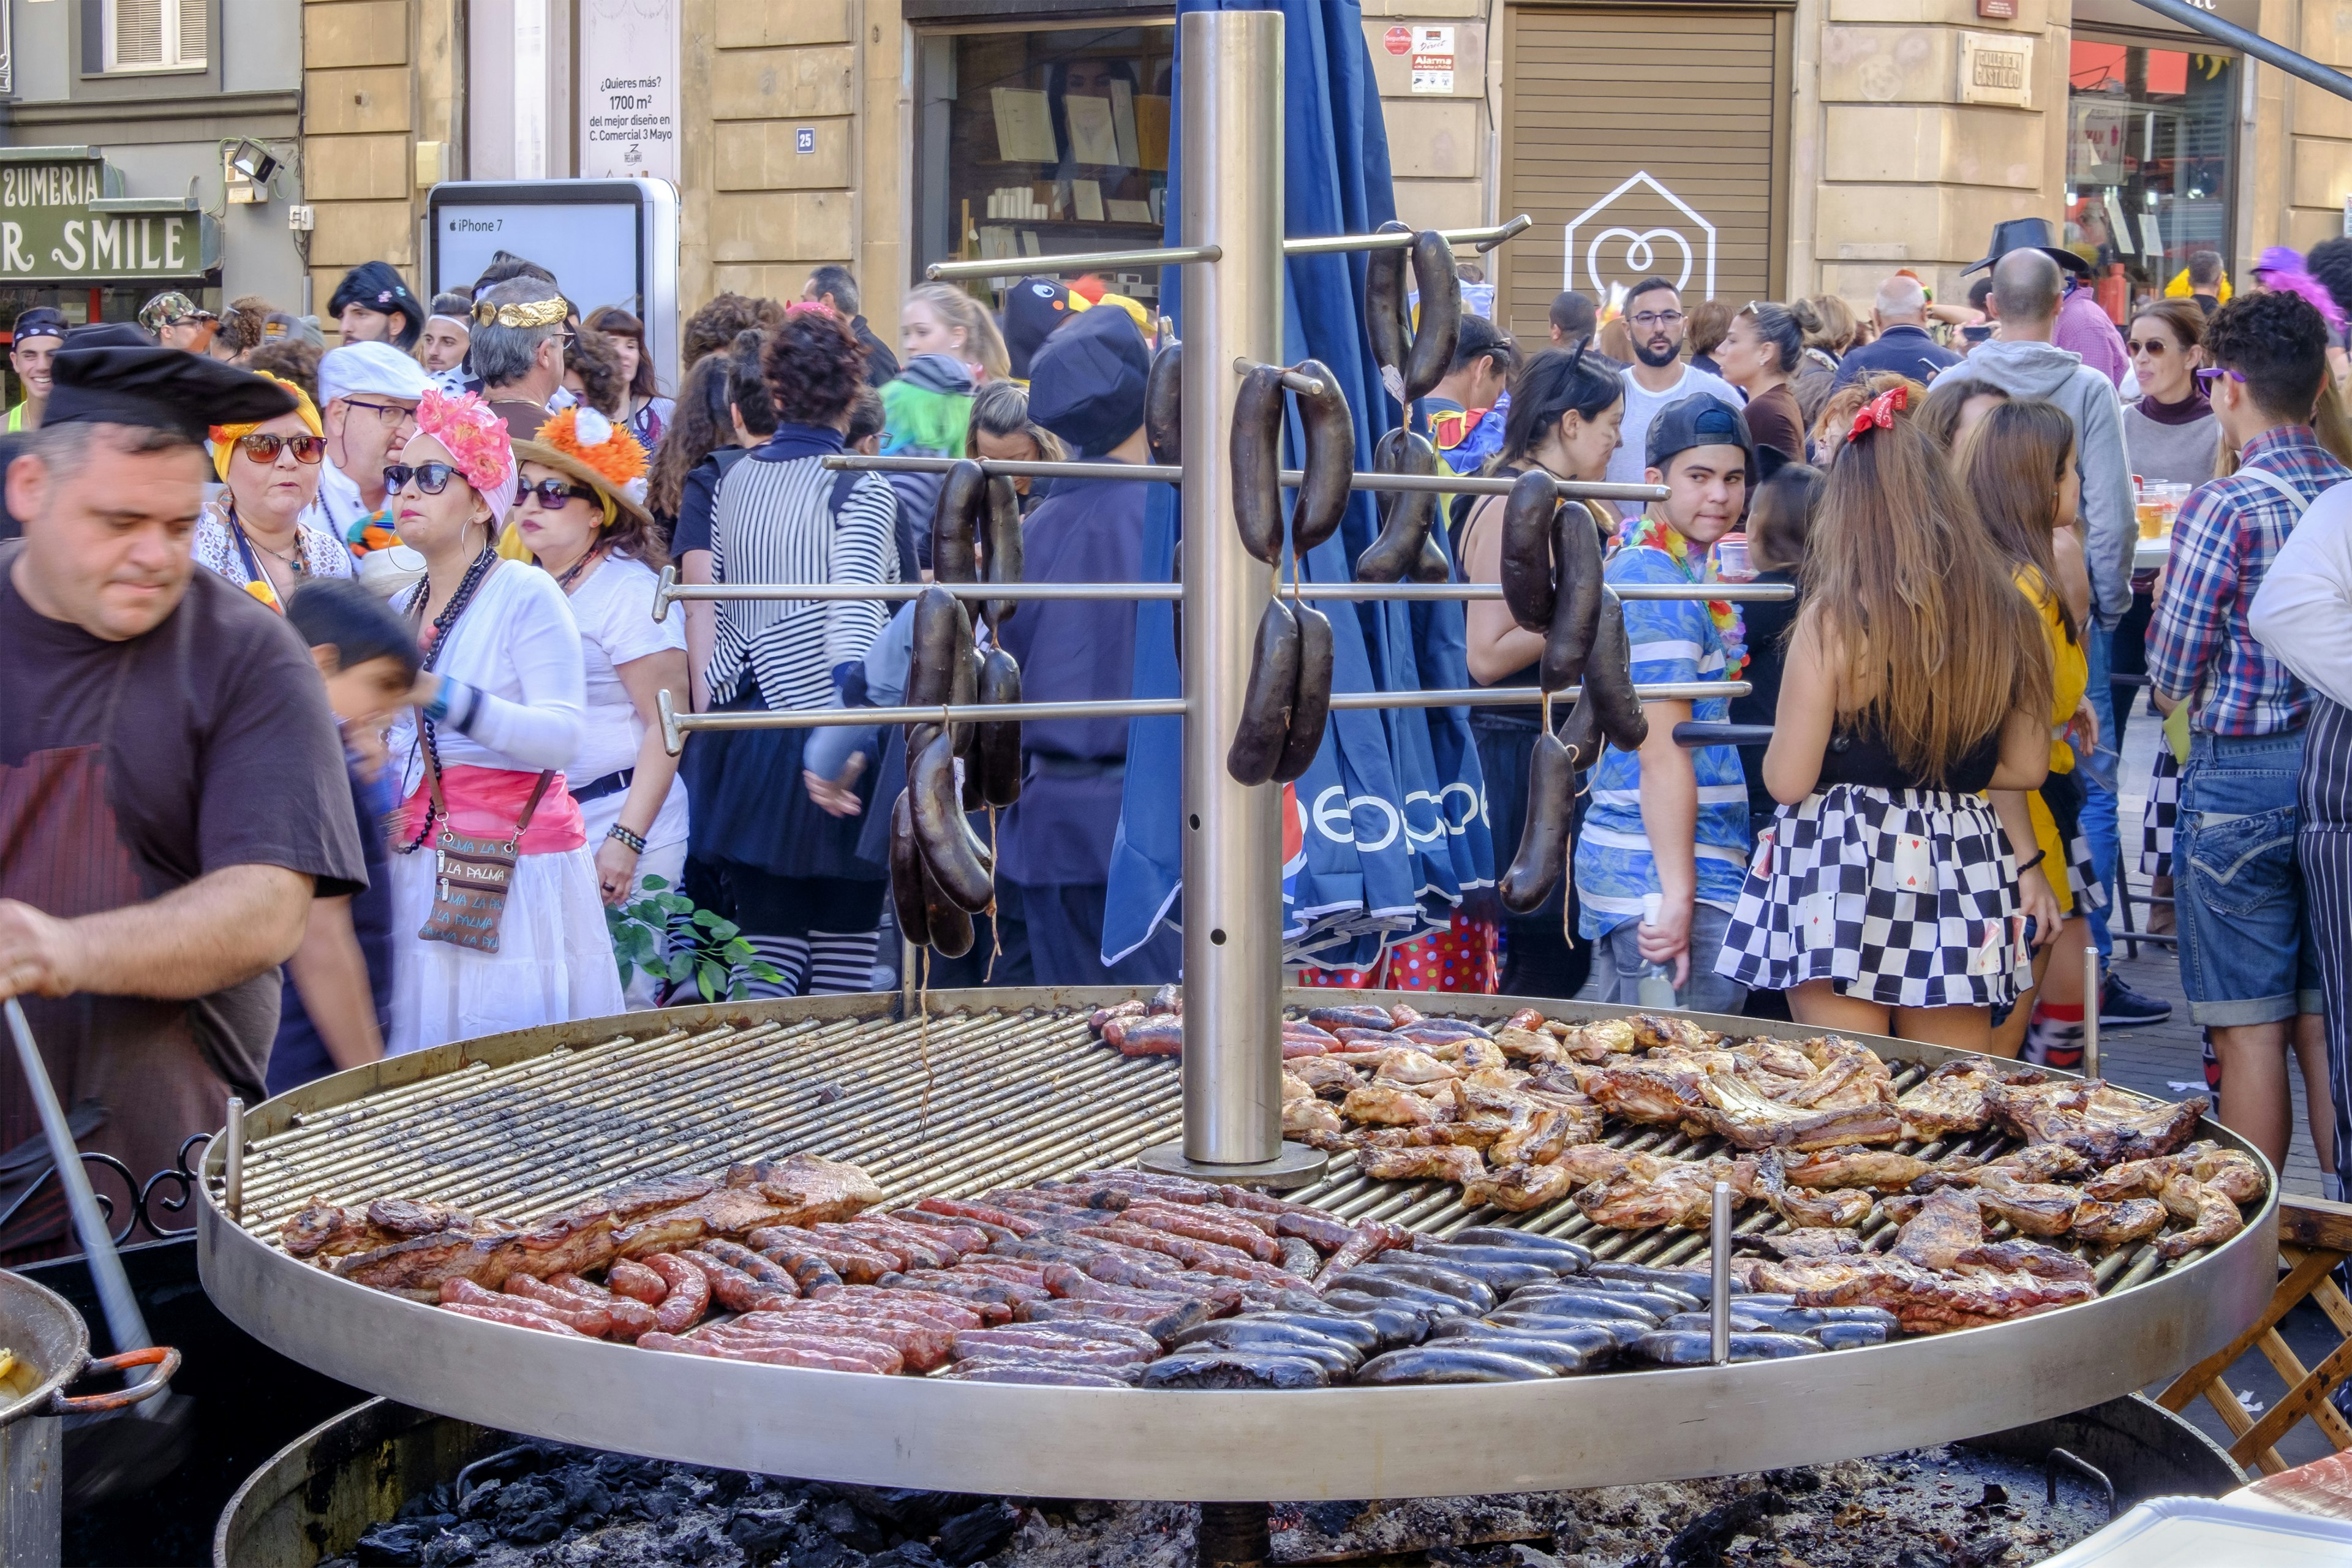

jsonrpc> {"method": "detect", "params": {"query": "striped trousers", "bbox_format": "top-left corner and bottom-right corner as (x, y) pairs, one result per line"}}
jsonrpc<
(2301, 696), (2352, 1183)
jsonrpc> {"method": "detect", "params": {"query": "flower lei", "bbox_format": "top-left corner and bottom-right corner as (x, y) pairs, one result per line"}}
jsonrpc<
(1624, 511), (1747, 679)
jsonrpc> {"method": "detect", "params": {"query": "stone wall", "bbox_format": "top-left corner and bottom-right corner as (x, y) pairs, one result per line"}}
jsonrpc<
(1362, 0), (1493, 234)
(301, 0), (434, 320)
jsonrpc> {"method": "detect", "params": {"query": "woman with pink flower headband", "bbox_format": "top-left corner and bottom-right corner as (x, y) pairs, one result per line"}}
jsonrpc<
(382, 388), (624, 1053)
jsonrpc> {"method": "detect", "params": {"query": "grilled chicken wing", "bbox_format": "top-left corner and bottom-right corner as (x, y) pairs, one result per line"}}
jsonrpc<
(1283, 1097), (1345, 1136)
(1574, 1153), (1733, 1231)
(2084, 1142), (2266, 1205)
(1912, 1144), (2090, 1192)
(2153, 1172), (2245, 1259)
(1494, 1027), (1565, 1065)
(2070, 1197), (2168, 1248)
(1630, 1013), (1719, 1053)
(1780, 1147), (1933, 1193)
(1343, 1084), (1443, 1127)
(1371, 1049), (1459, 1088)
(1290, 1058), (1363, 1098)
(1358, 1144), (1487, 1185)
(1556, 1017), (1640, 1061)
(1969, 1176), (2082, 1237)
(1756, 1150), (1873, 1228)
(1461, 1162), (1575, 1213)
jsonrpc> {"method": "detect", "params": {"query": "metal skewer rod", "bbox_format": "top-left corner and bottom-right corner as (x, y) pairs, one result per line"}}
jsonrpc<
(2083, 946), (2101, 1081)
(819, 451), (1668, 503)
(4, 997), (165, 1404)
(1711, 1180), (1733, 1366)
(1284, 213), (1534, 255)
(923, 214), (1534, 281)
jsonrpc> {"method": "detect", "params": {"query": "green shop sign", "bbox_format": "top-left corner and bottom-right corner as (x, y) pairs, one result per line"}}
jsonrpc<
(0, 156), (218, 281)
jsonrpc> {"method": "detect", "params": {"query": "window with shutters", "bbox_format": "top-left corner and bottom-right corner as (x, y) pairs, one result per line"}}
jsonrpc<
(101, 0), (206, 72)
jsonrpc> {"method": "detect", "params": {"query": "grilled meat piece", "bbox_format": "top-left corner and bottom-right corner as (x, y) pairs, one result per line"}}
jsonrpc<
(1283, 1097), (1344, 1136)
(1555, 1016), (1639, 1060)
(1694, 1073), (1903, 1151)
(1891, 1187), (1984, 1271)
(721, 1154), (885, 1226)
(1573, 1061), (1714, 1129)
(1575, 1153), (1735, 1231)
(2084, 1142), (2267, 1205)
(2154, 1173), (2245, 1259)
(1494, 1027), (1564, 1065)
(1370, 1049), (1458, 1088)
(1894, 1060), (2045, 1140)
(584, 1174), (720, 1223)
(1984, 1080), (2208, 1164)
(1630, 1013), (1717, 1053)
(503, 1212), (622, 1281)
(1779, 1147), (1933, 1193)
(1950, 1240), (2095, 1283)
(1756, 1150), (1872, 1229)
(1290, 1057), (1363, 1098)
(1774, 1038), (1896, 1110)
(1747, 1229), (1863, 1260)
(1343, 1084), (1444, 1126)
(1460, 1162), (1575, 1213)
(283, 1197), (503, 1260)
(1912, 1144), (2089, 1192)
(1358, 1145), (1487, 1185)
(1550, 1144), (1635, 1188)
(328, 1229), (523, 1299)
(1754, 1254), (2094, 1334)
(1969, 1176), (2082, 1237)
(1490, 1107), (1581, 1167)
(1730, 1038), (1819, 1084)
(2069, 1197), (2168, 1248)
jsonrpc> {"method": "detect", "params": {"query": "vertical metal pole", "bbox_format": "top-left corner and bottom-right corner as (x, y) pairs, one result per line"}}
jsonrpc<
(1709, 1180), (1732, 1365)
(1140, 8), (1322, 1189)
(2082, 946), (2101, 1082)
(224, 1096), (246, 1219)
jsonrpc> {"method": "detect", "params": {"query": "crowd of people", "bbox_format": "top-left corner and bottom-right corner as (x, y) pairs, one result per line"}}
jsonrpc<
(4, 215), (2352, 1207)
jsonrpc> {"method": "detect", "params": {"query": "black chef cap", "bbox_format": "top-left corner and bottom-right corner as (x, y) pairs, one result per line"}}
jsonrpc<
(1026, 303), (1148, 458)
(45, 323), (296, 443)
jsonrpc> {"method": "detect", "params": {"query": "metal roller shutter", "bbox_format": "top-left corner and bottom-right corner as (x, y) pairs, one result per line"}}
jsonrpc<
(1501, 6), (1792, 342)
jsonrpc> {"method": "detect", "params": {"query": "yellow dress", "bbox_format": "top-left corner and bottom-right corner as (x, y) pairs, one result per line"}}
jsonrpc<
(2016, 567), (2086, 914)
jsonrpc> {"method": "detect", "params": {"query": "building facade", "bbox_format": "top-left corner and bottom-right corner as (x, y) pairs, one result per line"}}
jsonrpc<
(208, 0), (2352, 360)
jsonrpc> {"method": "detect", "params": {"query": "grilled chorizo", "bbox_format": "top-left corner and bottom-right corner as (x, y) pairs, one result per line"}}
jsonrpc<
(1499, 729), (1573, 915)
(976, 645), (1022, 807)
(439, 1301), (589, 1336)
(1363, 219), (1413, 404)
(930, 459), (984, 583)
(1145, 343), (1182, 467)
(1540, 500), (1605, 693)
(910, 729), (994, 911)
(981, 475), (1022, 630)
(1403, 231), (1462, 402)
(1499, 472), (1559, 631)
(1229, 362), (1287, 566)
(606, 1257), (669, 1306)
(1355, 428), (1440, 583)
(1227, 598), (1300, 785)
(1272, 601), (1333, 783)
(888, 790), (931, 948)
(1585, 589), (1650, 750)
(642, 1253), (711, 1333)
(1290, 358), (1354, 554)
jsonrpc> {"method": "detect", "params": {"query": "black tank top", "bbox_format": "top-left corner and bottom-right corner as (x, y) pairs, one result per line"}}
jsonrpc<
(1818, 715), (2003, 794)
(1449, 467), (1540, 728)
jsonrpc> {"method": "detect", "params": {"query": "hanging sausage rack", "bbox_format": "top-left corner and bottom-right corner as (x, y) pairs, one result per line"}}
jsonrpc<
(194, 9), (2272, 1545)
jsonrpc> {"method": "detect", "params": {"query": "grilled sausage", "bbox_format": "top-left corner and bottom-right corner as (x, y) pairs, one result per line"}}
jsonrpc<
(981, 476), (1022, 631)
(1272, 602), (1333, 783)
(938, 1364), (1134, 1387)
(1499, 472), (1559, 631)
(1104, 1016), (1183, 1056)
(1227, 598), (1300, 785)
(1585, 589), (1650, 750)
(1403, 230), (1462, 402)
(1230, 362), (1287, 566)
(1338, 1261), (1496, 1310)
(680, 1250), (796, 1314)
(1364, 219), (1414, 402)
(1428, 1318), (1623, 1361)
(1145, 344), (1182, 467)
(1139, 1350), (1332, 1389)
(497, 1276), (617, 1336)
(1354, 1344), (1555, 1384)
(1306, 1005), (1395, 1031)
(1290, 358), (1354, 554)
(439, 1301), (589, 1336)
(1539, 500), (1605, 692)
(1499, 729), (1574, 915)
(976, 646), (1022, 807)
(1631, 1330), (1825, 1365)
(1356, 428), (1441, 584)
(606, 1257), (670, 1305)
(909, 730), (994, 912)
(918, 844), (978, 960)
(888, 790), (931, 948)
(930, 459), (984, 584)
(643, 1253), (712, 1333)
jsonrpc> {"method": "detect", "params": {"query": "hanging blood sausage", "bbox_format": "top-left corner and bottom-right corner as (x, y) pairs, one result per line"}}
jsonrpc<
(1355, 428), (1440, 584)
(1145, 344), (1182, 467)
(919, 848), (978, 960)
(910, 729), (995, 912)
(904, 585), (968, 760)
(888, 791), (932, 949)
(1499, 729), (1573, 915)
(1585, 589), (1650, 752)
(1273, 603), (1333, 783)
(981, 476), (1022, 631)
(1402, 230), (1462, 402)
(1230, 363), (1287, 567)
(1499, 471), (1559, 631)
(930, 460), (984, 583)
(976, 646), (1023, 807)
(1363, 219), (1412, 402)
(1539, 501), (1606, 693)
(1227, 598), (1301, 786)
(1556, 688), (1604, 771)
(1289, 358), (1354, 554)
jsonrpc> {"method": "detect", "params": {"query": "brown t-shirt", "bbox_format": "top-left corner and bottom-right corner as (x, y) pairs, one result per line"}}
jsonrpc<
(490, 398), (550, 444)
(1744, 382), (1806, 466)
(0, 545), (365, 1136)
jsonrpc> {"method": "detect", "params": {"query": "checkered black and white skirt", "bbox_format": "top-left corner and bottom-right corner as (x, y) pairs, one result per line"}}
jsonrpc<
(2138, 748), (2180, 878)
(1716, 783), (2032, 1010)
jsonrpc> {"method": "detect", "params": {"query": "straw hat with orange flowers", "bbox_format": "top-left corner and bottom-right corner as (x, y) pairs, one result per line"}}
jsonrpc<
(511, 405), (652, 527)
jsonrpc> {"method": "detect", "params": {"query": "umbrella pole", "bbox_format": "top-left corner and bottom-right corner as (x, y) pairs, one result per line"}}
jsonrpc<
(1140, 7), (1324, 1191)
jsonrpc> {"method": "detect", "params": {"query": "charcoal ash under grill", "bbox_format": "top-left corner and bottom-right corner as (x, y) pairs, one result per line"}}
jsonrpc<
(325, 1437), (2109, 1568)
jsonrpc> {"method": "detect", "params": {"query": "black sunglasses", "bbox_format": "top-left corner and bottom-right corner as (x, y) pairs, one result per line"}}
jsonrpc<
(521, 477), (600, 510)
(238, 432), (325, 465)
(384, 461), (464, 496)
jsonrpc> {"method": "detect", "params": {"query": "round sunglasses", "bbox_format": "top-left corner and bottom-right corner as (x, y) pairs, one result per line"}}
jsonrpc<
(519, 477), (601, 510)
(383, 461), (466, 496)
(237, 432), (325, 465)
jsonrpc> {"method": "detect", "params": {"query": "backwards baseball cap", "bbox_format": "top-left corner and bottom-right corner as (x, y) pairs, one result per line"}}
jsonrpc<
(1645, 393), (1754, 474)
(10, 307), (67, 346)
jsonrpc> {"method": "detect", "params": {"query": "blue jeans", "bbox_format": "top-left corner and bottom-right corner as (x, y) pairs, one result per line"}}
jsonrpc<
(1580, 904), (1750, 1017)
(2079, 626), (2121, 963)
(2175, 729), (2323, 1025)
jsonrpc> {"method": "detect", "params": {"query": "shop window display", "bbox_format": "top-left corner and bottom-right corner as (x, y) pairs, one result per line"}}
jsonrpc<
(916, 26), (1175, 309)
(2067, 41), (2237, 319)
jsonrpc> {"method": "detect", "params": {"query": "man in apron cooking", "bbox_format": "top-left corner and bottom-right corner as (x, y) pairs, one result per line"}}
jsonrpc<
(0, 325), (367, 1254)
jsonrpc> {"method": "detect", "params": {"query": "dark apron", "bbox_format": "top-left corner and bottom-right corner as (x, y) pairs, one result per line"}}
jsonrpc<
(0, 644), (233, 1257)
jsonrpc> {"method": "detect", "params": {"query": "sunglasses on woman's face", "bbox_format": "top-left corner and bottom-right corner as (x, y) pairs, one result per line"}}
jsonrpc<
(384, 461), (462, 496)
(238, 432), (326, 465)
(2127, 338), (2171, 356)
(521, 477), (600, 510)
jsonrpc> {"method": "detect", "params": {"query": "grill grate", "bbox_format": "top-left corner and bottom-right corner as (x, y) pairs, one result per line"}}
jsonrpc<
(232, 999), (2227, 1305)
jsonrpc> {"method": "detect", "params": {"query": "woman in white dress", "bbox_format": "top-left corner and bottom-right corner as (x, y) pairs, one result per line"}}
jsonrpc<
(512, 405), (690, 1006)
(383, 389), (623, 1053)
(192, 372), (349, 609)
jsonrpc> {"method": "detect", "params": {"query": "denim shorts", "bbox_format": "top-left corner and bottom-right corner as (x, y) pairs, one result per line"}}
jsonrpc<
(2175, 729), (2323, 1025)
(1580, 902), (1750, 1018)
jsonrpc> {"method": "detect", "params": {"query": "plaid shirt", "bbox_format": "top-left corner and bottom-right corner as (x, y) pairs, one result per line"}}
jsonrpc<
(2147, 426), (2352, 736)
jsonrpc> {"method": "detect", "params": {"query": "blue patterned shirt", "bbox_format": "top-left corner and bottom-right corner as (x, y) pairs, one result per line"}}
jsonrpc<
(2147, 426), (2352, 736)
(1574, 540), (1752, 937)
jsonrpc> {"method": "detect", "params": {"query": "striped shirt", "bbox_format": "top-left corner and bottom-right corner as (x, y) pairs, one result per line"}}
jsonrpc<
(706, 452), (900, 710)
(1574, 540), (1751, 937)
(2147, 426), (2351, 736)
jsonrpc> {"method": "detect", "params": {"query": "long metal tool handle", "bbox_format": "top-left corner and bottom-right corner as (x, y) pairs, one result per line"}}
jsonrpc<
(3, 998), (164, 1406)
(1710, 1180), (1732, 1365)
(2082, 946), (2101, 1082)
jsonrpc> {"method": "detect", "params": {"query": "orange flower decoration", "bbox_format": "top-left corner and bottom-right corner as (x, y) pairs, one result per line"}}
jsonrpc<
(538, 405), (649, 489)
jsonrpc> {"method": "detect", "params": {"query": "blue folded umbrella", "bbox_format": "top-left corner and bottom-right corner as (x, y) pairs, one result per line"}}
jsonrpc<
(1102, 0), (1494, 969)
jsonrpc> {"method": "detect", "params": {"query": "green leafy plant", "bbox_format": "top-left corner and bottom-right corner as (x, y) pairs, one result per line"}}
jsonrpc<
(606, 875), (783, 1001)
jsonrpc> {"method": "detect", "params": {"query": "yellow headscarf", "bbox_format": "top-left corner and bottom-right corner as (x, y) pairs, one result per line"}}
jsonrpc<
(209, 371), (323, 481)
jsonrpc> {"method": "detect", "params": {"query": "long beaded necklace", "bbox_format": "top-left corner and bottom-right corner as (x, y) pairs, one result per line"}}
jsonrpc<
(395, 546), (501, 854)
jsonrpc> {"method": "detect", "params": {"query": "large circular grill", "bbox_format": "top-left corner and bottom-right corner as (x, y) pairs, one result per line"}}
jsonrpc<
(196, 986), (2276, 1502)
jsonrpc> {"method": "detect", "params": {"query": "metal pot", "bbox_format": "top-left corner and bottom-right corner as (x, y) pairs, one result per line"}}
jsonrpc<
(0, 1268), (178, 1568)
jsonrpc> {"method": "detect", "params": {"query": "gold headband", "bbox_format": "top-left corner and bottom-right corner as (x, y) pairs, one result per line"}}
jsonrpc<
(472, 296), (569, 330)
